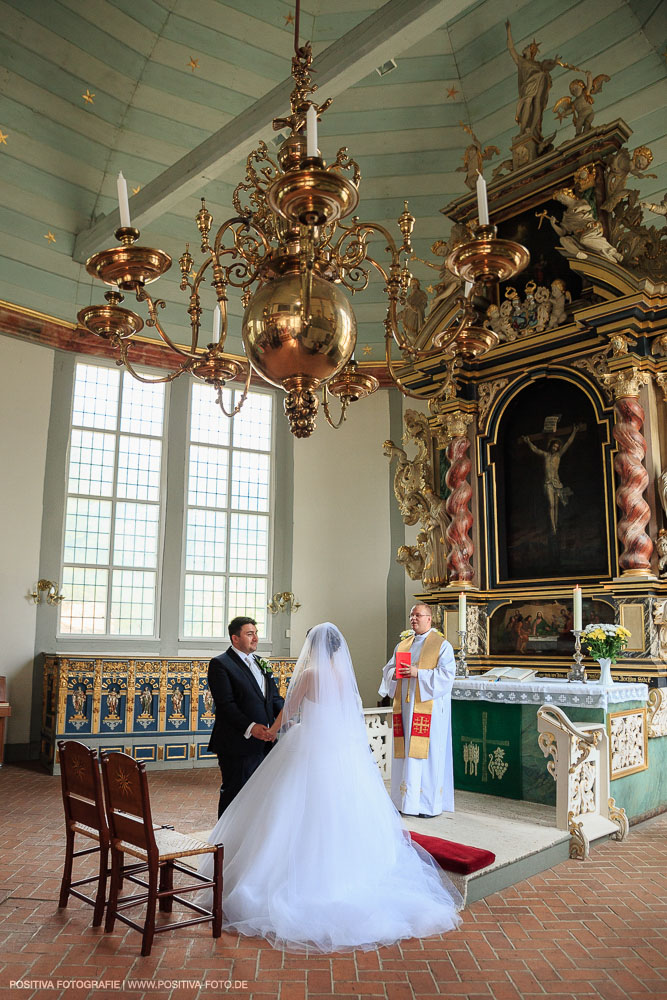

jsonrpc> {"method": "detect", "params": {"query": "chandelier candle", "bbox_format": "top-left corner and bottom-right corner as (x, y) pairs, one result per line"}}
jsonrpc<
(573, 585), (582, 632)
(306, 105), (318, 158)
(116, 171), (131, 228)
(213, 304), (221, 340)
(476, 170), (489, 225)
(465, 281), (473, 297)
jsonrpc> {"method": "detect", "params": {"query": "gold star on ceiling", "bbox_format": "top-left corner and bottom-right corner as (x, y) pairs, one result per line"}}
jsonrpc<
(82, 89), (95, 104)
(188, 57), (200, 72)
(0, 130), (8, 145)
(44, 231), (56, 243)
(426, 284), (434, 294)
(363, 344), (372, 356)
(132, 185), (141, 195)
(446, 86), (459, 99)
(284, 12), (294, 26)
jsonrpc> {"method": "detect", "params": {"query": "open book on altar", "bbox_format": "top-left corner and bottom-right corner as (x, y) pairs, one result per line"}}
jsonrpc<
(481, 666), (538, 682)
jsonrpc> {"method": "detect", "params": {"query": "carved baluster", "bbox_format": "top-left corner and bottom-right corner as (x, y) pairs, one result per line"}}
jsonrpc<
(438, 410), (475, 583)
(603, 369), (653, 575)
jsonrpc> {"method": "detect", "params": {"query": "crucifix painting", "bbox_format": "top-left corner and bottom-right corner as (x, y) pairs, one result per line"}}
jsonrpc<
(493, 378), (611, 581)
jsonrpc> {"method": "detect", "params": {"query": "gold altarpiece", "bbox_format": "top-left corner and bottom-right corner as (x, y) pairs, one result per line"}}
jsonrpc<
(387, 121), (667, 686)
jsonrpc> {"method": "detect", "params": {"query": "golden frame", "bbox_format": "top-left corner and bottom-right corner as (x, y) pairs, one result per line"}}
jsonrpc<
(607, 707), (648, 780)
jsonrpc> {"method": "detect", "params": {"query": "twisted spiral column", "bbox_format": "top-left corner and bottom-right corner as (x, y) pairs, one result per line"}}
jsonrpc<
(439, 411), (474, 583)
(605, 370), (653, 574)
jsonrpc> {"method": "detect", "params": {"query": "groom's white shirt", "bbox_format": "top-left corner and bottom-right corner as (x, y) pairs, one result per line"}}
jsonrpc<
(241, 652), (267, 739)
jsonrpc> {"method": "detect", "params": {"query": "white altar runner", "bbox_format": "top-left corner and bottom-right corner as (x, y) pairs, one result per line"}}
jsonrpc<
(452, 678), (648, 709)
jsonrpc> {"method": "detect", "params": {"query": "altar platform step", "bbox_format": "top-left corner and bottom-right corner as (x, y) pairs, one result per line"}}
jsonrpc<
(403, 789), (574, 906)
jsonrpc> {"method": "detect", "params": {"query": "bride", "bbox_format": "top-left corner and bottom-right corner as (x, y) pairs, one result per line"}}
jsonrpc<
(199, 623), (462, 952)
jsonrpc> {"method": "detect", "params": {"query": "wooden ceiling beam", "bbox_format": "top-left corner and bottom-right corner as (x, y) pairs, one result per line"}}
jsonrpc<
(73, 0), (469, 263)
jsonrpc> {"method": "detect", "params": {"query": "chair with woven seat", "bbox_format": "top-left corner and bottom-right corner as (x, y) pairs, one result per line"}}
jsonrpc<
(57, 739), (110, 927)
(100, 750), (222, 956)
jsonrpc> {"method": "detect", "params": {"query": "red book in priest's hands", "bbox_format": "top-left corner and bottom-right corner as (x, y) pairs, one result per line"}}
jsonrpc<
(395, 651), (411, 679)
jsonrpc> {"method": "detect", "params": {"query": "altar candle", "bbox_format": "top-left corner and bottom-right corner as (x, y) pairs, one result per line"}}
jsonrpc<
(117, 171), (131, 228)
(458, 593), (467, 633)
(213, 304), (221, 341)
(306, 105), (318, 158)
(476, 170), (489, 226)
(573, 585), (582, 632)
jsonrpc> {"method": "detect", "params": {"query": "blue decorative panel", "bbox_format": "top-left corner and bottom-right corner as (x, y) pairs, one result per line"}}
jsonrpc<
(197, 743), (217, 760)
(165, 743), (189, 761)
(133, 744), (157, 761)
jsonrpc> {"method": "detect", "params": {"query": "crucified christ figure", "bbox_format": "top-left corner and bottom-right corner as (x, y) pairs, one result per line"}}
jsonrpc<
(520, 423), (584, 533)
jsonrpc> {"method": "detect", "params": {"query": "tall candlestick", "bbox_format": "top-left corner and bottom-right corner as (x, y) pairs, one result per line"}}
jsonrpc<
(458, 593), (467, 633)
(476, 171), (489, 226)
(116, 171), (131, 228)
(213, 304), (221, 341)
(306, 105), (318, 158)
(573, 585), (582, 632)
(464, 280), (473, 297)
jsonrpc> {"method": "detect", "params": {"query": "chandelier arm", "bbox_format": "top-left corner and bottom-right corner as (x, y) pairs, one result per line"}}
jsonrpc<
(321, 384), (350, 429)
(116, 338), (194, 384)
(383, 333), (456, 402)
(212, 215), (257, 259)
(136, 288), (203, 360)
(214, 363), (252, 418)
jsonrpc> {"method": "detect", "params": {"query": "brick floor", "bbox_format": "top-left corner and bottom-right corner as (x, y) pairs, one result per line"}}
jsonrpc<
(0, 763), (665, 1000)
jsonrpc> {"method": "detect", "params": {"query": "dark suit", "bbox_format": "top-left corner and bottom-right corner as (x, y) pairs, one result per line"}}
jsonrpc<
(208, 647), (284, 817)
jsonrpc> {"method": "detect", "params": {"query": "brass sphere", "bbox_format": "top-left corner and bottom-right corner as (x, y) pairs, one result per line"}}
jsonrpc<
(242, 271), (356, 389)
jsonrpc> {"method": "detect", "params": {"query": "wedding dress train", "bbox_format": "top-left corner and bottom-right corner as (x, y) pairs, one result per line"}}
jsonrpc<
(199, 623), (461, 952)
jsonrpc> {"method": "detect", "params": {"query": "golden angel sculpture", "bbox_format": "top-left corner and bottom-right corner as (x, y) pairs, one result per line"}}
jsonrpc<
(553, 69), (611, 135)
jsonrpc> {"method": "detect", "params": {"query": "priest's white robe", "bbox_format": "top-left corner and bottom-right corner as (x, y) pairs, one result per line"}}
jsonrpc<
(379, 629), (455, 816)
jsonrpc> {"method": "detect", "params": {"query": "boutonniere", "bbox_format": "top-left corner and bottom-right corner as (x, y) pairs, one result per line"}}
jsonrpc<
(255, 656), (273, 677)
(399, 629), (414, 640)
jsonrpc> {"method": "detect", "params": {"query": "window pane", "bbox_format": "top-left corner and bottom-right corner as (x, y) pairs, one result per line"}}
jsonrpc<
(188, 444), (229, 508)
(68, 429), (116, 497)
(60, 567), (108, 634)
(230, 513), (269, 574)
(231, 451), (270, 512)
(110, 570), (156, 635)
(190, 383), (231, 446)
(64, 497), (112, 564)
(183, 574), (225, 638)
(113, 502), (160, 568)
(232, 391), (273, 451)
(120, 375), (165, 437)
(117, 436), (162, 501)
(185, 509), (227, 573)
(72, 364), (119, 430)
(228, 577), (267, 636)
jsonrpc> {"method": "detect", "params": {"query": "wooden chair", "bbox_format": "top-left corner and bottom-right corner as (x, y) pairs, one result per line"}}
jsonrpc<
(100, 751), (223, 956)
(57, 740), (110, 926)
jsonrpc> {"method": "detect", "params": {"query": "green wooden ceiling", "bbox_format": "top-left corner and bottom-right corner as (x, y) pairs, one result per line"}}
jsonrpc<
(1, 0), (665, 360)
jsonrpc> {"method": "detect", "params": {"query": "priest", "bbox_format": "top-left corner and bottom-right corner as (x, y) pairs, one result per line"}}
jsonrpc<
(379, 603), (455, 817)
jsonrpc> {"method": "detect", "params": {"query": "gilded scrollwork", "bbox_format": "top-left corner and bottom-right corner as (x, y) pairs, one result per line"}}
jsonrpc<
(608, 798), (629, 841)
(571, 353), (613, 402)
(601, 367), (650, 399)
(568, 812), (589, 860)
(538, 730), (558, 778)
(477, 378), (510, 433)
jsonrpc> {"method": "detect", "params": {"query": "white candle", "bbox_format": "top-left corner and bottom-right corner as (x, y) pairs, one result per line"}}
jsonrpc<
(458, 593), (467, 633)
(117, 171), (131, 228)
(476, 170), (489, 226)
(306, 105), (318, 158)
(573, 585), (582, 632)
(465, 281), (473, 297)
(213, 304), (221, 340)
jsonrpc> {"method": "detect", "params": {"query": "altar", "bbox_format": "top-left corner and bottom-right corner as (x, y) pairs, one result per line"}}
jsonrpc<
(450, 678), (662, 823)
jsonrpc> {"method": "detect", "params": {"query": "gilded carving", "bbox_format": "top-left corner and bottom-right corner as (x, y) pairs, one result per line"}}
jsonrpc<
(655, 372), (667, 401)
(478, 378), (509, 433)
(568, 812), (589, 860)
(433, 409), (473, 448)
(571, 353), (613, 402)
(608, 798), (629, 841)
(538, 731), (558, 778)
(601, 367), (650, 398)
(608, 709), (648, 779)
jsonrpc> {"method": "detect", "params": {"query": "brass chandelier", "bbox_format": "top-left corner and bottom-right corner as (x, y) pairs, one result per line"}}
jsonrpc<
(77, 11), (529, 438)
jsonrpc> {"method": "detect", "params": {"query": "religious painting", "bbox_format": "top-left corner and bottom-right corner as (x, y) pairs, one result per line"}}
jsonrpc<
(493, 378), (611, 581)
(489, 599), (615, 656)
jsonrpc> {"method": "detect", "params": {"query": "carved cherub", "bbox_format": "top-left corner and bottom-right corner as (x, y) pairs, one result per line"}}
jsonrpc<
(396, 531), (428, 582)
(546, 279), (571, 328)
(657, 529), (667, 580)
(640, 194), (667, 218)
(456, 122), (500, 190)
(553, 70), (610, 135)
(549, 188), (623, 262)
(602, 147), (657, 213)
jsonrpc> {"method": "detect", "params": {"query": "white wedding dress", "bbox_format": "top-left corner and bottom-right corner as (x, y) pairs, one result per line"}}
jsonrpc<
(199, 624), (461, 952)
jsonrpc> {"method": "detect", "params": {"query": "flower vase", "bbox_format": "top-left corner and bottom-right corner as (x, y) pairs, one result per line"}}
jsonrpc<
(596, 657), (614, 686)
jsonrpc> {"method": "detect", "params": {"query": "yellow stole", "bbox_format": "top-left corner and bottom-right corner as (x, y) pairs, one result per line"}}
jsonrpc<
(392, 630), (442, 760)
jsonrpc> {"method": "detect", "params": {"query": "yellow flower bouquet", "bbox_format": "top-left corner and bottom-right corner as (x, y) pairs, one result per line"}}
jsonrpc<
(580, 623), (631, 662)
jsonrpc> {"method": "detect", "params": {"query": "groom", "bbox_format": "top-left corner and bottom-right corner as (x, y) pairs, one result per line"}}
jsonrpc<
(208, 616), (284, 817)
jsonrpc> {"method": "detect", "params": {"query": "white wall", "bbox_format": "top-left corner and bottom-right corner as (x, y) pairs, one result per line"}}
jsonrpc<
(291, 389), (392, 706)
(0, 335), (54, 749)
